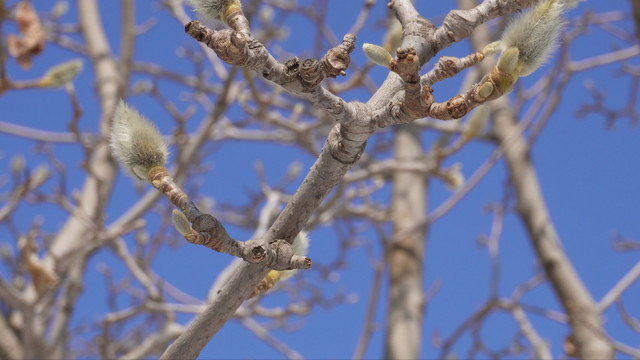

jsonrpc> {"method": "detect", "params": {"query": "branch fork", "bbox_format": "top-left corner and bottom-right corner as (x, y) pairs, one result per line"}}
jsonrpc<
(185, 20), (358, 125)
(375, 43), (521, 125)
(185, 20), (356, 87)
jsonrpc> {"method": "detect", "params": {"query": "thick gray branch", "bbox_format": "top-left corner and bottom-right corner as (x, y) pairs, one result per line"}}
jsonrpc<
(0, 314), (23, 360)
(385, 124), (427, 359)
(161, 117), (373, 358)
(492, 102), (613, 359)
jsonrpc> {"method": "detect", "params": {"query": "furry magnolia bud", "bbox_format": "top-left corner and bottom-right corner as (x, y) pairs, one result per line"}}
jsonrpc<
(110, 100), (168, 180)
(187, 0), (241, 21)
(187, 0), (250, 35)
(500, 0), (580, 76)
(39, 58), (83, 87)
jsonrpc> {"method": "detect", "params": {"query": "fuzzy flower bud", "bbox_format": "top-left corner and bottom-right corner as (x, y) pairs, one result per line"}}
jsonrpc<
(110, 100), (168, 180)
(500, 0), (581, 76)
(187, 0), (250, 35)
(187, 0), (240, 20)
(38, 58), (83, 87)
(463, 105), (489, 140)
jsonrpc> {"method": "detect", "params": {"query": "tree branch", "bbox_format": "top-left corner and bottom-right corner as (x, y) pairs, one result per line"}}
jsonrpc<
(44, 0), (122, 356)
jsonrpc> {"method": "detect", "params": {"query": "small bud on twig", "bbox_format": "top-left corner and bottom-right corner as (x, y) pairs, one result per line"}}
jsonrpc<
(10, 154), (25, 176)
(172, 209), (192, 236)
(362, 43), (392, 69)
(110, 100), (169, 180)
(500, 0), (580, 76)
(38, 58), (83, 88)
(186, 0), (250, 35)
(463, 105), (489, 140)
(439, 163), (465, 191)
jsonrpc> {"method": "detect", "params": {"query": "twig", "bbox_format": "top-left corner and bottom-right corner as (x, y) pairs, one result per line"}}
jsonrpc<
(0, 120), (92, 143)
(352, 257), (385, 359)
(510, 304), (552, 359)
(598, 258), (640, 312)
(240, 317), (304, 360)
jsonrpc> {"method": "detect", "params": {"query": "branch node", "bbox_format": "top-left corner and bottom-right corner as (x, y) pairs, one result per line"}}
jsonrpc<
(446, 95), (469, 119)
(300, 58), (323, 89)
(391, 46), (420, 81)
(321, 33), (356, 78)
(213, 30), (248, 65)
(250, 245), (267, 263)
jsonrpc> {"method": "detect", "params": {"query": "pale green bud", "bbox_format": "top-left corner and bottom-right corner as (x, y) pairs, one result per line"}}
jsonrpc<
(477, 82), (494, 99)
(259, 5), (274, 24)
(482, 41), (502, 56)
(39, 59), (83, 87)
(0, 243), (12, 261)
(286, 161), (302, 178)
(10, 154), (25, 175)
(135, 229), (150, 246)
(172, 209), (192, 236)
(497, 47), (520, 75)
(31, 164), (51, 185)
(110, 100), (168, 180)
(463, 105), (489, 139)
(51, 0), (68, 19)
(362, 43), (392, 69)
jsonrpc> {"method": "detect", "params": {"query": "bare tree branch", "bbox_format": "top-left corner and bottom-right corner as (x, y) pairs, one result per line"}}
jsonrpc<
(384, 124), (427, 359)
(2, 1), (638, 358)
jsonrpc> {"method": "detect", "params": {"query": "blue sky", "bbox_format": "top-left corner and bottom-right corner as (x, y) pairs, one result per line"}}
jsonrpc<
(1, 0), (639, 358)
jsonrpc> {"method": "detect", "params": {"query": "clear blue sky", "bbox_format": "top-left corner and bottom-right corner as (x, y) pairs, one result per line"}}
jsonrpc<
(0, 0), (638, 358)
